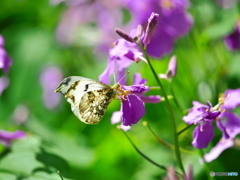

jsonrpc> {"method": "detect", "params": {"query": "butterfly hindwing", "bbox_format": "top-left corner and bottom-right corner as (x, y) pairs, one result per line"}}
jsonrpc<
(55, 76), (117, 124)
(79, 88), (116, 124)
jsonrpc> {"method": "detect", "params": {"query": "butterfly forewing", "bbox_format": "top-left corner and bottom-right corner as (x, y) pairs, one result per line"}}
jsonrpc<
(55, 76), (117, 124)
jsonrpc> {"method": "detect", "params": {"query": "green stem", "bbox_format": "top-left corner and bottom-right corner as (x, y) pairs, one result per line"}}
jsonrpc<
(121, 130), (167, 171)
(144, 122), (196, 154)
(140, 44), (185, 175)
(169, 81), (183, 116)
(177, 124), (194, 136)
(199, 150), (215, 180)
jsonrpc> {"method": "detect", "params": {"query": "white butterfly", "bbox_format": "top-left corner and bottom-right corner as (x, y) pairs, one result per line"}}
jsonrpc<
(55, 76), (124, 124)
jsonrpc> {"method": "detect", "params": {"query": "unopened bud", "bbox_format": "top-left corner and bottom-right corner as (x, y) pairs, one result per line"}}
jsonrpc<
(143, 12), (159, 47)
(115, 28), (134, 43)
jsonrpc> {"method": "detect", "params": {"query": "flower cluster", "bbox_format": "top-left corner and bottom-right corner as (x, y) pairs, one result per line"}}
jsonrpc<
(183, 89), (240, 161)
(55, 0), (192, 58)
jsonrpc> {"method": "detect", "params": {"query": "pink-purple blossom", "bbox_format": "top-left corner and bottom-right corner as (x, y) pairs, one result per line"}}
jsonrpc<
(0, 35), (12, 73)
(183, 101), (222, 149)
(0, 130), (26, 147)
(40, 66), (63, 109)
(183, 88), (240, 161)
(111, 73), (161, 130)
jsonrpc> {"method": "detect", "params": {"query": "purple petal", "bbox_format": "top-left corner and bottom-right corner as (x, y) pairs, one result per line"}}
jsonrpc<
(146, 29), (174, 58)
(99, 58), (116, 84)
(122, 84), (150, 94)
(140, 95), (161, 103)
(216, 119), (230, 139)
(183, 101), (208, 124)
(192, 122), (214, 149)
(221, 111), (240, 138)
(133, 73), (147, 85)
(0, 130), (26, 147)
(223, 88), (240, 110)
(204, 138), (234, 162)
(122, 94), (145, 126)
(111, 111), (122, 124)
(224, 25), (240, 51)
(0, 48), (12, 73)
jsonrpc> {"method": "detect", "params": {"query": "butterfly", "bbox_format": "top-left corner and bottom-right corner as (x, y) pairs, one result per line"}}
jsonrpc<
(55, 76), (125, 124)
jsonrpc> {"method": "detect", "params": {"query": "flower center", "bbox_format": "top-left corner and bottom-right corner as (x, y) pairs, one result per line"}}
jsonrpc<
(160, 0), (174, 10)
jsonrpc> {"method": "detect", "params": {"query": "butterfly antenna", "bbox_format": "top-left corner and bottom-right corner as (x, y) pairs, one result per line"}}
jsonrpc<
(113, 72), (117, 84)
(117, 71), (130, 84)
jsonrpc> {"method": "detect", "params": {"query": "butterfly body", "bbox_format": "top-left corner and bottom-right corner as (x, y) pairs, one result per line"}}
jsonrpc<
(55, 76), (121, 124)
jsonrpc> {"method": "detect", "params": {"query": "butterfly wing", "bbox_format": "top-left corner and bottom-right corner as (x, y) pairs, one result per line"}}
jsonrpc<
(55, 76), (116, 124)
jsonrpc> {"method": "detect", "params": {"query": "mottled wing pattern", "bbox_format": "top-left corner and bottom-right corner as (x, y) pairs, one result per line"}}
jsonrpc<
(55, 76), (116, 124)
(79, 88), (116, 124)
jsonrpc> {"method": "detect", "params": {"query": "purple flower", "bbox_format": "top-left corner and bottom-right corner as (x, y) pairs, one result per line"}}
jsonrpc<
(183, 101), (222, 149)
(0, 130), (26, 147)
(159, 55), (177, 79)
(204, 88), (240, 162)
(99, 29), (144, 84)
(124, 0), (193, 58)
(40, 66), (63, 109)
(0, 35), (12, 73)
(184, 88), (240, 160)
(111, 73), (161, 130)
(0, 76), (9, 96)
(224, 23), (240, 51)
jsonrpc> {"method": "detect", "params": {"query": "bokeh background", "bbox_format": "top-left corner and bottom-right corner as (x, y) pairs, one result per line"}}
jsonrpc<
(1, 0), (240, 179)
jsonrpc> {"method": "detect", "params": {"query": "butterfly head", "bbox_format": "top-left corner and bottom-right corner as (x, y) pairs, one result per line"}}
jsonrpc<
(111, 83), (130, 101)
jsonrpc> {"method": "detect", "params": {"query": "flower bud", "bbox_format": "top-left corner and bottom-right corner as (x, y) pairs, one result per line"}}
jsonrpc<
(115, 28), (134, 43)
(143, 12), (159, 46)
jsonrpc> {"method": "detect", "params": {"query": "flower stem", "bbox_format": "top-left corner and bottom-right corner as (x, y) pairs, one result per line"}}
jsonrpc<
(121, 129), (167, 171)
(143, 122), (196, 154)
(177, 124), (194, 136)
(139, 44), (186, 175)
(169, 81), (183, 116)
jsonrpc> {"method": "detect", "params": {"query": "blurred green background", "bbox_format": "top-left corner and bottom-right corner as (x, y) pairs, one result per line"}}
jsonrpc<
(1, 0), (240, 179)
